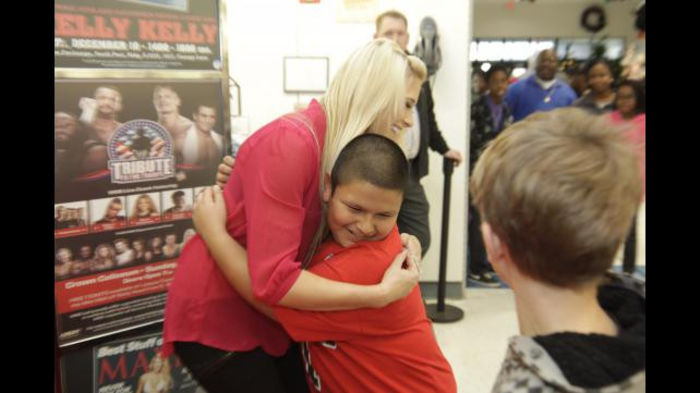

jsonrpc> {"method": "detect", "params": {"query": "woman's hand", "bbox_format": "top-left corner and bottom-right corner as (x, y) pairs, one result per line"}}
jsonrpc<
(377, 249), (420, 307)
(216, 155), (236, 188)
(192, 186), (228, 243)
(400, 233), (422, 274)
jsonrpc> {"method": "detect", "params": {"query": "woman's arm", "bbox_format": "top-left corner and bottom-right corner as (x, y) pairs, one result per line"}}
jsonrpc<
(194, 187), (420, 312)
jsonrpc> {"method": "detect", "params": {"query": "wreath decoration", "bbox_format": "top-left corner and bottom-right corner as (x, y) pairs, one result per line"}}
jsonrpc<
(581, 6), (606, 33)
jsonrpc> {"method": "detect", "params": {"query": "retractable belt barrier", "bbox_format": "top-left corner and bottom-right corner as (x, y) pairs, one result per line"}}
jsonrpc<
(425, 157), (465, 323)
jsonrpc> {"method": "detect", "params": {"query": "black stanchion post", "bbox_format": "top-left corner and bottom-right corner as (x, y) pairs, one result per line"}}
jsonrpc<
(426, 157), (465, 323)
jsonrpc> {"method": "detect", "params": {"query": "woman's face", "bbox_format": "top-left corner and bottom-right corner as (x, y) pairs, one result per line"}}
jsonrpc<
(151, 356), (163, 372)
(152, 237), (162, 247)
(616, 85), (637, 116)
(133, 241), (144, 251)
(371, 75), (423, 143)
(587, 63), (613, 94)
(138, 197), (151, 213)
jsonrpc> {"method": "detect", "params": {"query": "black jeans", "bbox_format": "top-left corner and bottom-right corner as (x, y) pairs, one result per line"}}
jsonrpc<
(397, 176), (431, 257)
(174, 341), (309, 393)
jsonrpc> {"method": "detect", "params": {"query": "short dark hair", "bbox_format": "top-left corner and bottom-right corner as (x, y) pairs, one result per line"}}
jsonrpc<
(331, 134), (408, 193)
(375, 10), (408, 32)
(584, 58), (612, 78)
(486, 64), (509, 83)
(617, 79), (645, 114)
(195, 104), (217, 114)
(171, 190), (185, 200)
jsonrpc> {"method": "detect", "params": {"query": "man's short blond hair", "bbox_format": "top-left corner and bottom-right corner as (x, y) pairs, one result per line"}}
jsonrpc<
(375, 10), (407, 32)
(470, 108), (642, 287)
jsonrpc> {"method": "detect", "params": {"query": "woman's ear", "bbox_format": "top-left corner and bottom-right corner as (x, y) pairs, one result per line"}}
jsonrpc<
(322, 173), (332, 203)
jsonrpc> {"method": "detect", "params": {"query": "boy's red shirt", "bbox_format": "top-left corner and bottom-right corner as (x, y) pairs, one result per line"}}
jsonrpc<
(275, 226), (457, 393)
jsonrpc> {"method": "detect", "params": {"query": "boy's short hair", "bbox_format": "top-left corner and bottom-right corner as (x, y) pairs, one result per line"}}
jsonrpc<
(331, 134), (408, 193)
(470, 108), (642, 287)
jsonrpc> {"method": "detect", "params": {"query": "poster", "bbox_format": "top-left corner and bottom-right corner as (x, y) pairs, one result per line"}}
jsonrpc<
(59, 327), (206, 393)
(55, 0), (222, 70)
(93, 332), (204, 393)
(55, 78), (227, 346)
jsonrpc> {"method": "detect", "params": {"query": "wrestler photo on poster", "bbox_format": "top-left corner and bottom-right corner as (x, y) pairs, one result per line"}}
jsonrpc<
(55, 79), (228, 204)
(93, 332), (203, 393)
(55, 0), (222, 70)
(56, 200), (90, 238)
(90, 196), (129, 233)
(162, 188), (193, 222)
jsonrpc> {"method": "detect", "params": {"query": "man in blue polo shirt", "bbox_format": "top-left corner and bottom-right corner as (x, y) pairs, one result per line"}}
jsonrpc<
(505, 49), (577, 121)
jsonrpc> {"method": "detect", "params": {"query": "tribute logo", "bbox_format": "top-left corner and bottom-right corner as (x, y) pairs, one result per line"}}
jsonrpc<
(108, 120), (175, 184)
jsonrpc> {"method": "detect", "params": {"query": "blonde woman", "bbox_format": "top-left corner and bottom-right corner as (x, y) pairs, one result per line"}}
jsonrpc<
(163, 39), (426, 393)
(179, 228), (196, 254)
(130, 194), (160, 220)
(161, 233), (179, 259)
(91, 243), (116, 271)
(135, 354), (173, 393)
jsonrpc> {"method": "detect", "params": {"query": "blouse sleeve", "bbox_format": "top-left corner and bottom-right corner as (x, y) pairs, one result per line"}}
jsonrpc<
(237, 122), (320, 305)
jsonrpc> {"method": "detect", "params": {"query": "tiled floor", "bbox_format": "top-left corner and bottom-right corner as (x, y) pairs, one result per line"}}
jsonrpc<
(431, 289), (517, 393)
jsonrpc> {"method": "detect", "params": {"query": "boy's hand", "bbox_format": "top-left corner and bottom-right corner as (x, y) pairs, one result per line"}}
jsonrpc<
(193, 186), (227, 243)
(216, 155), (236, 188)
(378, 249), (419, 307)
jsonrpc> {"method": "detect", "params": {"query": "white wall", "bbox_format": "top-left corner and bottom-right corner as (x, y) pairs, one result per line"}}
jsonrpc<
(474, 1), (638, 42)
(226, 0), (470, 288)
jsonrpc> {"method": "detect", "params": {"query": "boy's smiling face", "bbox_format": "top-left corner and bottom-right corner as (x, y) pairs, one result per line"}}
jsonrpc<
(323, 178), (403, 248)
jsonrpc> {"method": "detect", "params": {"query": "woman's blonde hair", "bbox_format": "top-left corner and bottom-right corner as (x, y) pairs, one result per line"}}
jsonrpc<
(301, 38), (426, 266)
(149, 354), (173, 389)
(130, 194), (159, 219)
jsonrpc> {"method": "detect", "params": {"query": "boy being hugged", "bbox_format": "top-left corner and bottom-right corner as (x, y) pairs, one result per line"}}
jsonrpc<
(470, 108), (645, 393)
(274, 133), (457, 392)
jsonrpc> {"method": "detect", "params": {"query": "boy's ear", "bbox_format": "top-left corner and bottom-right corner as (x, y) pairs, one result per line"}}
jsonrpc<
(322, 173), (332, 203)
(480, 222), (509, 277)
